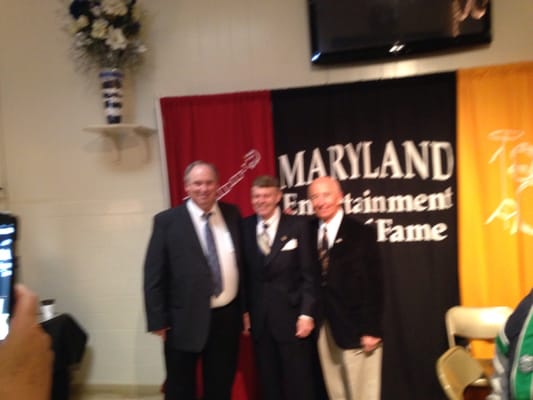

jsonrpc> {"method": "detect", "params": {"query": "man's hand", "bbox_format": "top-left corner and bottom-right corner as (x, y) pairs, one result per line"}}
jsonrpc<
(360, 335), (381, 353)
(0, 284), (53, 400)
(295, 316), (314, 338)
(151, 328), (170, 340)
(242, 312), (251, 335)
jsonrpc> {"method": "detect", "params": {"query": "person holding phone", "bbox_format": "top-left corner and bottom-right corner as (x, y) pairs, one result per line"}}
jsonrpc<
(0, 284), (53, 400)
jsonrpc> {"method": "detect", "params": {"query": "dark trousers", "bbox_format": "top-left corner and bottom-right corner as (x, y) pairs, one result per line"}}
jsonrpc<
(164, 300), (241, 400)
(253, 328), (317, 400)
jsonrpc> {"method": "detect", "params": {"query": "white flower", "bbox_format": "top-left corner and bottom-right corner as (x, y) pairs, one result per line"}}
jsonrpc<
(101, 0), (128, 16)
(106, 27), (128, 50)
(91, 19), (109, 39)
(76, 15), (89, 29)
(91, 5), (102, 17)
(67, 0), (146, 70)
(74, 31), (93, 48)
(135, 44), (147, 53)
(132, 5), (141, 22)
(68, 15), (89, 34)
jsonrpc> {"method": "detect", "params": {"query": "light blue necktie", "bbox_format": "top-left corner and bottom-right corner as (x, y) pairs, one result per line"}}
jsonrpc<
(203, 212), (223, 296)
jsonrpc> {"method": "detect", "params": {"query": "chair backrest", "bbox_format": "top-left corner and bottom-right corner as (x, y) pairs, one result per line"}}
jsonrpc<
(445, 306), (513, 347)
(436, 346), (485, 400)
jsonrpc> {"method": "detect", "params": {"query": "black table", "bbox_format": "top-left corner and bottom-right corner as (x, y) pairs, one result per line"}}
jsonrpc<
(41, 314), (88, 400)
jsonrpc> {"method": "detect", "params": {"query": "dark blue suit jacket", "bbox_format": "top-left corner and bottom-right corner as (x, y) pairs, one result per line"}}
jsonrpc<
(315, 215), (384, 349)
(242, 213), (319, 342)
(143, 201), (243, 352)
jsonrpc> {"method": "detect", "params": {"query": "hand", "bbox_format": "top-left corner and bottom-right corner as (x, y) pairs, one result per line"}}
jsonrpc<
(0, 284), (53, 400)
(151, 328), (169, 340)
(242, 312), (251, 335)
(360, 335), (381, 353)
(295, 316), (314, 338)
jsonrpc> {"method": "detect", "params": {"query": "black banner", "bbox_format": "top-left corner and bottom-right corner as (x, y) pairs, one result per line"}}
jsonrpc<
(272, 72), (458, 400)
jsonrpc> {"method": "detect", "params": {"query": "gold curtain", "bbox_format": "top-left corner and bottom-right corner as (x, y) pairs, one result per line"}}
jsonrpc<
(458, 62), (533, 311)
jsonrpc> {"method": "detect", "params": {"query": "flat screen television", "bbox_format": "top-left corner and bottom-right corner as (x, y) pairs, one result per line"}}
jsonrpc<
(308, 0), (491, 65)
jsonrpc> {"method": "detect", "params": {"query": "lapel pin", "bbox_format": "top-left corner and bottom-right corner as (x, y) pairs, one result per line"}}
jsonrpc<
(335, 238), (343, 244)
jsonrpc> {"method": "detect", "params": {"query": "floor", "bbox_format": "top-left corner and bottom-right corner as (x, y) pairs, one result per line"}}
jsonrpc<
(71, 388), (163, 400)
(73, 393), (162, 400)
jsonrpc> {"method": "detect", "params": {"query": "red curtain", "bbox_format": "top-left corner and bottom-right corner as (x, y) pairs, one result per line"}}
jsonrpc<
(159, 91), (276, 399)
(160, 91), (276, 215)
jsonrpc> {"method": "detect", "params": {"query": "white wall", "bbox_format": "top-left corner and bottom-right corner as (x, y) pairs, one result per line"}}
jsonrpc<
(0, 0), (532, 386)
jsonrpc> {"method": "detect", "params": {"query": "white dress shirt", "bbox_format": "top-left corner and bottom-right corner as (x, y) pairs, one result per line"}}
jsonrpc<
(318, 208), (344, 249)
(187, 199), (239, 308)
(256, 207), (281, 245)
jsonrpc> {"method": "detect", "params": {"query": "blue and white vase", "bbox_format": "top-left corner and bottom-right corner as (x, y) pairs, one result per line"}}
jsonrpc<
(98, 68), (123, 124)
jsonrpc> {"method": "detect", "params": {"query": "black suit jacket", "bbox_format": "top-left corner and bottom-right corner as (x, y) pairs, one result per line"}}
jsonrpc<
(143, 201), (243, 352)
(242, 213), (319, 342)
(316, 215), (384, 349)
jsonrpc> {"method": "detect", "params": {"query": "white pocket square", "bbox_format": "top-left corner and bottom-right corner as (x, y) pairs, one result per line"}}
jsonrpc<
(281, 238), (298, 251)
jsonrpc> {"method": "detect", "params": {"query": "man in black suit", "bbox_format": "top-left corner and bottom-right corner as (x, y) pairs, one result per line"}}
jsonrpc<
(144, 161), (243, 400)
(308, 176), (384, 400)
(242, 175), (319, 400)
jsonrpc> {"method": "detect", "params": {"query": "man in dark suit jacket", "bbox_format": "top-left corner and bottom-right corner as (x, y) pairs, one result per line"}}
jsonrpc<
(144, 161), (243, 400)
(308, 176), (384, 400)
(242, 175), (319, 400)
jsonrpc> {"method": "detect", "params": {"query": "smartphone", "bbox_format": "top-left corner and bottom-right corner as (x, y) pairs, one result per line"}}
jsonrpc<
(0, 213), (17, 340)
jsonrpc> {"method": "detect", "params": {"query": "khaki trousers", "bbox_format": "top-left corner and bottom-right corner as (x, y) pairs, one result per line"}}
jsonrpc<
(317, 322), (382, 400)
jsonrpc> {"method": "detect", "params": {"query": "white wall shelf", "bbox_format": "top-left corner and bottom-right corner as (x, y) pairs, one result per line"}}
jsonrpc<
(84, 124), (156, 161)
(84, 123), (155, 137)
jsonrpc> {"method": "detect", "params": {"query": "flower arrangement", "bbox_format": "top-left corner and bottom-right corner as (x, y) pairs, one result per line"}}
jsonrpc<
(67, 0), (146, 71)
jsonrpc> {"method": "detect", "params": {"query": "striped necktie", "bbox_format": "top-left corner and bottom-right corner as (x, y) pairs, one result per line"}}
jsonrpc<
(203, 212), (223, 296)
(319, 225), (329, 274)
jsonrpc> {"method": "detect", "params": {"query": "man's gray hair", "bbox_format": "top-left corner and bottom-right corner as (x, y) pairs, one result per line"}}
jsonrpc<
(183, 161), (219, 183)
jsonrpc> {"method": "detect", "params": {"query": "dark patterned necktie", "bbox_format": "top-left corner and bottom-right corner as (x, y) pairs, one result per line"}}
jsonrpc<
(257, 223), (270, 255)
(203, 212), (223, 296)
(319, 226), (329, 276)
